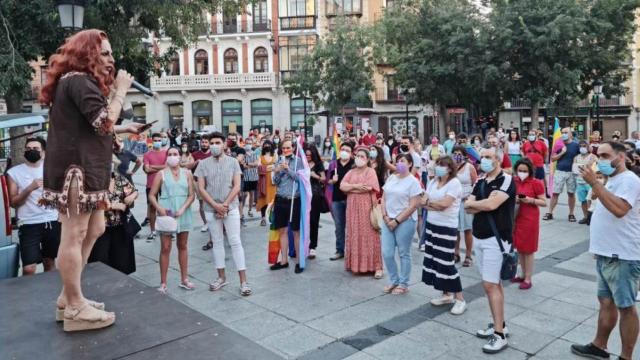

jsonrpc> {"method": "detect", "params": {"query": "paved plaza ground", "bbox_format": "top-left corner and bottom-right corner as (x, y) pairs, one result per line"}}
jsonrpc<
(124, 172), (639, 360)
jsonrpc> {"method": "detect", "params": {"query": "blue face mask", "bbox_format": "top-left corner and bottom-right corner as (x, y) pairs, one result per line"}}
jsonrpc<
(435, 166), (449, 177)
(480, 158), (495, 173)
(369, 150), (378, 159)
(161, 138), (168, 146)
(561, 134), (569, 141)
(597, 159), (616, 176)
(153, 141), (162, 149)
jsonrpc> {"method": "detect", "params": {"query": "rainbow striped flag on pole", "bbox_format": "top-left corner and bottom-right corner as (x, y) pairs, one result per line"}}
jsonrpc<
(548, 117), (563, 195)
(332, 121), (341, 160)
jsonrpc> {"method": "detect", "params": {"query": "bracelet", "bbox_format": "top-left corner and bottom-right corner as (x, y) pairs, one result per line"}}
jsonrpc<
(393, 218), (400, 225)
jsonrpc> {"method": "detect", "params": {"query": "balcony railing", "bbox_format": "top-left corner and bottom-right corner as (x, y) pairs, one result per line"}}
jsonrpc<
(150, 73), (278, 91)
(280, 16), (316, 30)
(506, 96), (628, 109)
(212, 19), (271, 35)
(374, 87), (405, 103)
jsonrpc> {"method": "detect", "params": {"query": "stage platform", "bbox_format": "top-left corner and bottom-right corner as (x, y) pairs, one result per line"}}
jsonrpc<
(1, 263), (282, 360)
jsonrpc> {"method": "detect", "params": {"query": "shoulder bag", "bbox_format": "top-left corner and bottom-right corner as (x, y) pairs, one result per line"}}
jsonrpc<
(480, 181), (518, 281)
(369, 192), (382, 233)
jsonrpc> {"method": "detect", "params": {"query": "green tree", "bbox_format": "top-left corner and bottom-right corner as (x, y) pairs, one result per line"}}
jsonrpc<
(374, 0), (501, 134)
(283, 19), (374, 131)
(488, 0), (640, 129)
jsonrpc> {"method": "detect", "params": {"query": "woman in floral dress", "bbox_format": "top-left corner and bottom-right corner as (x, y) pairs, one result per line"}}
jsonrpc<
(340, 146), (383, 278)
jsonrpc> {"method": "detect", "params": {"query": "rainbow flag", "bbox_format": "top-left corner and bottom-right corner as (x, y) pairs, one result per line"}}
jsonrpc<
(548, 117), (563, 195)
(465, 144), (481, 164)
(332, 122), (341, 160)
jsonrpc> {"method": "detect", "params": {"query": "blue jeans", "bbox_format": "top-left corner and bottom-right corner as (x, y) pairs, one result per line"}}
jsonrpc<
(381, 218), (417, 288)
(596, 255), (640, 309)
(332, 200), (347, 254)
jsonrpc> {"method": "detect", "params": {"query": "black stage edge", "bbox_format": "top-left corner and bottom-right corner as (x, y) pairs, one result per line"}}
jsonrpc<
(0, 263), (282, 360)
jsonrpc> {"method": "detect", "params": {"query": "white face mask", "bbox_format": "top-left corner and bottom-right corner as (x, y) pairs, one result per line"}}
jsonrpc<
(211, 144), (223, 157)
(355, 158), (367, 168)
(340, 151), (350, 161)
(517, 171), (529, 181)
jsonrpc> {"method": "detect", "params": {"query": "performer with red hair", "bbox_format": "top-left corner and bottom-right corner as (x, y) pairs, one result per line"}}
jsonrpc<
(39, 29), (145, 331)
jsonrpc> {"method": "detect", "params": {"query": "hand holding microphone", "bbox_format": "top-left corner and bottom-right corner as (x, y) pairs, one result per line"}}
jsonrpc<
(114, 69), (155, 97)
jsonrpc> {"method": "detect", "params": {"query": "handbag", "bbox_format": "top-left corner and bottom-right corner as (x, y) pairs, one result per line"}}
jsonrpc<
(369, 193), (382, 233)
(480, 181), (518, 281)
(122, 210), (141, 238)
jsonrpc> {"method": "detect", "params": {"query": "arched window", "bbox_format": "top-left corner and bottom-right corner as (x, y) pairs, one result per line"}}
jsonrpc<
(168, 52), (180, 76)
(224, 48), (238, 74)
(254, 47), (268, 73)
(194, 49), (208, 75)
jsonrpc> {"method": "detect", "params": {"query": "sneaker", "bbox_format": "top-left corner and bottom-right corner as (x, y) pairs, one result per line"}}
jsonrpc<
(519, 281), (532, 290)
(241, 218), (247, 227)
(476, 323), (510, 339)
(570, 343), (610, 359)
(240, 282), (252, 296)
(141, 218), (150, 227)
(482, 334), (508, 354)
(330, 253), (344, 261)
(430, 294), (455, 306)
(146, 232), (156, 242)
(208, 278), (229, 291)
(419, 244), (425, 252)
(295, 264), (304, 274)
(308, 249), (317, 259)
(578, 218), (589, 225)
(450, 300), (467, 315)
(200, 225), (208, 232)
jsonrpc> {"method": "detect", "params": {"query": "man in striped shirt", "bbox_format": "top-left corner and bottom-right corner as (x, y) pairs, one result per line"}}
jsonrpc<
(195, 132), (251, 296)
(241, 137), (260, 223)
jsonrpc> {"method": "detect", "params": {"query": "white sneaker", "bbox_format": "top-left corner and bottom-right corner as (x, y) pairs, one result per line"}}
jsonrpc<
(308, 249), (317, 259)
(450, 300), (467, 315)
(419, 244), (425, 252)
(430, 294), (455, 306)
(200, 225), (208, 233)
(146, 231), (156, 243)
(476, 323), (510, 339)
(482, 334), (508, 354)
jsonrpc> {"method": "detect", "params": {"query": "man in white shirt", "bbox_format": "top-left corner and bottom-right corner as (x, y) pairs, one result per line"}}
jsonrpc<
(7, 137), (59, 275)
(572, 142), (640, 360)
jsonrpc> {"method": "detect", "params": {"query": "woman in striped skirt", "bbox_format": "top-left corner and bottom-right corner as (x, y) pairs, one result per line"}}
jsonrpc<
(422, 156), (467, 315)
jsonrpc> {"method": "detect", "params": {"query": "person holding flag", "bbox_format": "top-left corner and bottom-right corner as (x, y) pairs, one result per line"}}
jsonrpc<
(543, 125), (580, 222)
(270, 139), (310, 274)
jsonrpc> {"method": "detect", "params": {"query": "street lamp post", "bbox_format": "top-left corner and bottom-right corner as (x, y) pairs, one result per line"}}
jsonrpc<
(55, 0), (86, 31)
(593, 80), (603, 135)
(404, 88), (415, 136)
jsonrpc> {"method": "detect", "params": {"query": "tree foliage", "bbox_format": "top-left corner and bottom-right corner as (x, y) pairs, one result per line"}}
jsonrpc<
(283, 19), (374, 117)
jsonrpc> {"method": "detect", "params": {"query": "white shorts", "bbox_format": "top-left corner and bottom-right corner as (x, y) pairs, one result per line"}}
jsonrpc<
(474, 236), (510, 284)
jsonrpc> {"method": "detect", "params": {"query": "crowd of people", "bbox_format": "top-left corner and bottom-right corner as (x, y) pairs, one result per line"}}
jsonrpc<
(12, 120), (640, 354)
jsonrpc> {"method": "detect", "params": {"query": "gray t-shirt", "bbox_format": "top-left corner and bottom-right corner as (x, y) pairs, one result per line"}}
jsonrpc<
(194, 155), (242, 212)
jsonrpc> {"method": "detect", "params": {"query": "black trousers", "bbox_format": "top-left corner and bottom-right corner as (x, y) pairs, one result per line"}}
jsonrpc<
(310, 194), (322, 250)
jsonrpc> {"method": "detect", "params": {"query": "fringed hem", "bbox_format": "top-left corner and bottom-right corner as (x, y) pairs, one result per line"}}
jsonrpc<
(39, 166), (110, 215)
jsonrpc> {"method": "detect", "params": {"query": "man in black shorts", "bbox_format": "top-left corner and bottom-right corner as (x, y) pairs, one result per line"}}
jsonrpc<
(7, 137), (61, 275)
(241, 137), (259, 223)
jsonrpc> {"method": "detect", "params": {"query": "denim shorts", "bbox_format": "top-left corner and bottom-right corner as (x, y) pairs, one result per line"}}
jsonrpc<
(596, 255), (640, 309)
(576, 183), (591, 203)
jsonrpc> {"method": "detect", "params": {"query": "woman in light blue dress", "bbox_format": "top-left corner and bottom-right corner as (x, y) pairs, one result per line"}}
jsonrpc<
(149, 147), (195, 293)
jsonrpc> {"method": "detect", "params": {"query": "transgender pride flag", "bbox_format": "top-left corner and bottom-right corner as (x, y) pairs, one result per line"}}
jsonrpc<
(294, 136), (312, 269)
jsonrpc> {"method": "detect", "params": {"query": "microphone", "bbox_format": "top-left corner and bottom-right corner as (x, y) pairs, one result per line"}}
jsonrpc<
(132, 80), (154, 97)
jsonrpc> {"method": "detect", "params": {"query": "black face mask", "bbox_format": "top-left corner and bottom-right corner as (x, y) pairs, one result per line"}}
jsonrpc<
(24, 149), (41, 163)
(263, 147), (271, 153)
(400, 145), (409, 153)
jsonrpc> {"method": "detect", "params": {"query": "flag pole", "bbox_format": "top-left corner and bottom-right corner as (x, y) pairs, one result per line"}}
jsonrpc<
(289, 137), (300, 223)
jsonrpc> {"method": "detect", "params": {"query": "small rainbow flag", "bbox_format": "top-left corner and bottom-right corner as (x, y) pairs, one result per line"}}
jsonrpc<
(332, 122), (341, 160)
(548, 117), (562, 195)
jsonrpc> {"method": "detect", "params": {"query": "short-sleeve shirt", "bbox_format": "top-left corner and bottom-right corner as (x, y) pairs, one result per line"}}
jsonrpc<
(243, 151), (259, 181)
(426, 178), (462, 228)
(383, 174), (423, 221)
(589, 170), (640, 260)
(143, 150), (167, 189)
(522, 140), (548, 168)
(556, 141), (580, 172)
(116, 150), (138, 177)
(194, 155), (242, 212)
(332, 159), (355, 202)
(471, 172), (516, 242)
(7, 164), (58, 225)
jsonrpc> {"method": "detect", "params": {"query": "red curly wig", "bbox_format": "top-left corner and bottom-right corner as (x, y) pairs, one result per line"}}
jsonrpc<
(39, 29), (114, 105)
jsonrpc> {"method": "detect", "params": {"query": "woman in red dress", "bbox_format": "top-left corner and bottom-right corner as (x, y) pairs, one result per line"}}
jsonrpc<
(512, 158), (547, 289)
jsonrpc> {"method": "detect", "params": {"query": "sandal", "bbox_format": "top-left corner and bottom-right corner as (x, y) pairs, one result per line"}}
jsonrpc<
(374, 270), (384, 279)
(240, 282), (252, 296)
(260, 219), (266, 226)
(56, 299), (105, 322)
(568, 215), (577, 222)
(542, 213), (553, 220)
(462, 257), (473, 267)
(158, 283), (168, 294)
(454, 254), (461, 264)
(63, 303), (116, 332)
(391, 287), (409, 295)
(383, 284), (397, 294)
(209, 278), (229, 291)
(202, 241), (213, 251)
(179, 280), (196, 291)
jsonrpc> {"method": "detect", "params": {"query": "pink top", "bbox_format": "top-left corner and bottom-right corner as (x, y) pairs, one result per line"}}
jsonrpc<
(143, 150), (167, 188)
